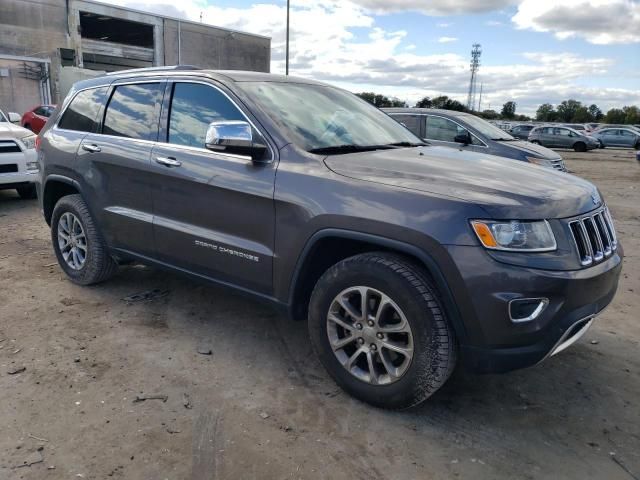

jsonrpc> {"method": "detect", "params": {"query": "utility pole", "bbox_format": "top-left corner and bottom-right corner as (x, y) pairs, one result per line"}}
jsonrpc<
(285, 0), (290, 75)
(466, 44), (481, 111)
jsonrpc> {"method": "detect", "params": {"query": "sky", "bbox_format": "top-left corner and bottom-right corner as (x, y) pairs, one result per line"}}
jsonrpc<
(100, 0), (640, 116)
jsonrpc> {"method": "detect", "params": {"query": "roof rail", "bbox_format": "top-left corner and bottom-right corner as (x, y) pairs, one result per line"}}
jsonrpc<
(106, 65), (202, 76)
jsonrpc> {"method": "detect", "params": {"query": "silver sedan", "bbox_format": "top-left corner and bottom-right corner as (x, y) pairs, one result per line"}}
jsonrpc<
(590, 128), (640, 149)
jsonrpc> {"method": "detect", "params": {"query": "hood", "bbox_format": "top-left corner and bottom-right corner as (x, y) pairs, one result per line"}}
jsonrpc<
(324, 146), (602, 219)
(496, 139), (560, 159)
(0, 122), (32, 139)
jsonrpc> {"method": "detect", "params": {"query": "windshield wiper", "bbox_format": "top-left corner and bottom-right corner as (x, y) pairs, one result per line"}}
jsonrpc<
(308, 144), (397, 155)
(386, 141), (429, 147)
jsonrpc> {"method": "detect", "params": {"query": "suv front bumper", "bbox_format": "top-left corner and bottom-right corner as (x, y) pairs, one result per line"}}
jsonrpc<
(445, 244), (623, 373)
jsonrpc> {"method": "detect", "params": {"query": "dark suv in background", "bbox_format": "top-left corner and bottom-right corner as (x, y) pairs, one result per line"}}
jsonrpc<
(384, 108), (566, 171)
(37, 67), (623, 409)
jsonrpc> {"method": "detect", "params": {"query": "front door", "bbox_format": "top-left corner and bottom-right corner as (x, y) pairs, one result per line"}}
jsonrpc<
(424, 115), (485, 153)
(150, 80), (276, 295)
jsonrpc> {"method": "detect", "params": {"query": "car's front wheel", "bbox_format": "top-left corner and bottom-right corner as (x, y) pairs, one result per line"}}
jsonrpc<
(308, 253), (457, 409)
(574, 142), (587, 152)
(51, 194), (118, 285)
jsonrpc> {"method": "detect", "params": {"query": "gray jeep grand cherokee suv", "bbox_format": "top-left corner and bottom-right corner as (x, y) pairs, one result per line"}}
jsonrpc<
(37, 67), (623, 409)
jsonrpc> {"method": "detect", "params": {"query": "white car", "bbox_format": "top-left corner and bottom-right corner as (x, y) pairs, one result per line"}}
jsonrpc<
(0, 109), (39, 199)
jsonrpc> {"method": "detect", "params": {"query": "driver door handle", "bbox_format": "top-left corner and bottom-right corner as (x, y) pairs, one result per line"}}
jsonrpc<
(81, 143), (101, 153)
(155, 156), (182, 167)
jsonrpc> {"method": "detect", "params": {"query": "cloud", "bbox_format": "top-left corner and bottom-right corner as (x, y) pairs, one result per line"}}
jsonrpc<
(485, 20), (504, 26)
(436, 22), (452, 27)
(349, 0), (514, 15)
(437, 36), (458, 43)
(95, 0), (639, 115)
(512, 0), (640, 44)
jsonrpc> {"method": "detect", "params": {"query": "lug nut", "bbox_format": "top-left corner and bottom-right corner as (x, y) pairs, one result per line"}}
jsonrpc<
(357, 337), (365, 345)
(370, 344), (377, 351)
(367, 320), (374, 327)
(376, 333), (383, 339)
(356, 323), (363, 330)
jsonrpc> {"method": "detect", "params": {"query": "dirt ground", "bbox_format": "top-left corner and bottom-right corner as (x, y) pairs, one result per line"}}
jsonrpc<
(1, 148), (638, 480)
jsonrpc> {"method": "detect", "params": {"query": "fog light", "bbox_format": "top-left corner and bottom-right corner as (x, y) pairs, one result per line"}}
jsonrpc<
(509, 298), (548, 323)
(26, 162), (39, 171)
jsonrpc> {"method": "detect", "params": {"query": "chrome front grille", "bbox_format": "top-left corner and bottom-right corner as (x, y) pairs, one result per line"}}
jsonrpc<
(569, 207), (617, 267)
(550, 158), (567, 171)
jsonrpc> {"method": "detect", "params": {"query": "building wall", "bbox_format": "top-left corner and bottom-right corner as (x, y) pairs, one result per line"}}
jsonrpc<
(0, 0), (271, 111)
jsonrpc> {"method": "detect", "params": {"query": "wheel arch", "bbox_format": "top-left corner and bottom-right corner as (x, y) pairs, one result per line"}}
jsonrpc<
(43, 175), (82, 225)
(287, 229), (467, 342)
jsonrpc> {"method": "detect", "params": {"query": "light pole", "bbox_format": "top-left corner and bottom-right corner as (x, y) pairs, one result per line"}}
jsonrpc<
(285, 0), (290, 75)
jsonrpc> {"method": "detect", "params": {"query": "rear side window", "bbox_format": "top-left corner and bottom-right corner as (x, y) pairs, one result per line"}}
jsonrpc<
(391, 114), (422, 138)
(58, 87), (108, 132)
(103, 83), (163, 141)
(167, 82), (245, 148)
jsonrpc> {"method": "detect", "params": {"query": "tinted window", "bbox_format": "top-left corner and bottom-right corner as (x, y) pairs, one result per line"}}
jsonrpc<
(58, 87), (108, 132)
(103, 83), (162, 140)
(391, 114), (422, 137)
(425, 116), (467, 142)
(168, 83), (244, 148)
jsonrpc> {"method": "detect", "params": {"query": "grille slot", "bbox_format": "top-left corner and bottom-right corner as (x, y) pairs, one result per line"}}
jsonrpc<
(0, 140), (21, 154)
(0, 164), (18, 173)
(569, 208), (617, 267)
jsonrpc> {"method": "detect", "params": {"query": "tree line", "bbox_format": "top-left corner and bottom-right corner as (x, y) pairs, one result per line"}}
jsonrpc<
(356, 92), (640, 125)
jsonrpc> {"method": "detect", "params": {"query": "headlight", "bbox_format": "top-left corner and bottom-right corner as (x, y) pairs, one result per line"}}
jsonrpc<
(525, 156), (552, 167)
(21, 134), (37, 150)
(471, 220), (557, 252)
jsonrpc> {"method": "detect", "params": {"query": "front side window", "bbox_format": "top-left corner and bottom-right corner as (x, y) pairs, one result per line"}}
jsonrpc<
(58, 87), (108, 132)
(168, 83), (245, 148)
(555, 128), (571, 136)
(103, 83), (162, 141)
(620, 130), (633, 137)
(425, 116), (467, 142)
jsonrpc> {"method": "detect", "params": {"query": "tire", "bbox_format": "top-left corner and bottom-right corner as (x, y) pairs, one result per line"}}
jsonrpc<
(51, 194), (118, 285)
(16, 184), (37, 199)
(530, 140), (540, 145)
(574, 142), (587, 152)
(635, 142), (640, 150)
(308, 252), (457, 409)
(599, 140), (605, 149)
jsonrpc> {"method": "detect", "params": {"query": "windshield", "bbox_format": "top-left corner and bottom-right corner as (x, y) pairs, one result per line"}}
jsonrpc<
(239, 82), (421, 152)
(0, 110), (7, 122)
(461, 114), (515, 140)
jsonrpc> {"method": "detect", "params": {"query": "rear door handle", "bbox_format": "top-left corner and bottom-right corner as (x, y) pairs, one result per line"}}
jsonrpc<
(82, 143), (101, 153)
(155, 156), (182, 167)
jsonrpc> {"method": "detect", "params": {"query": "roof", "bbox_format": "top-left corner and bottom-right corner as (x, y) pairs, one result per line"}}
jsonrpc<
(383, 107), (470, 117)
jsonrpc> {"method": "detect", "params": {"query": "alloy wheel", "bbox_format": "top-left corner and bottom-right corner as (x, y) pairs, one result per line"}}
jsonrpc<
(57, 212), (88, 270)
(327, 286), (414, 385)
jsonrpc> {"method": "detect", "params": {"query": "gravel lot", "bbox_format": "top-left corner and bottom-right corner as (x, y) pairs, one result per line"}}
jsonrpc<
(1, 148), (638, 480)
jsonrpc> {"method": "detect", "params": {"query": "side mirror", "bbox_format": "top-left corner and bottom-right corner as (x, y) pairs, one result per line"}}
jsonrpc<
(8, 112), (20, 124)
(205, 120), (268, 162)
(454, 132), (471, 145)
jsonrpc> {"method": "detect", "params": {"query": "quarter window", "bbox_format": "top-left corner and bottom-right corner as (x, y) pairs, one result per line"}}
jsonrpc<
(58, 87), (108, 132)
(391, 114), (422, 138)
(168, 83), (245, 148)
(103, 83), (163, 141)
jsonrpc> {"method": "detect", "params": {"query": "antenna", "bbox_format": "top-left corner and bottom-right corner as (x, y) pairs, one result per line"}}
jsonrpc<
(466, 44), (481, 111)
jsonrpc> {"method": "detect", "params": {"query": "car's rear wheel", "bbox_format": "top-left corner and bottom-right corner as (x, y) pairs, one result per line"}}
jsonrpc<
(51, 194), (118, 285)
(308, 253), (457, 409)
(16, 184), (37, 199)
(574, 142), (587, 152)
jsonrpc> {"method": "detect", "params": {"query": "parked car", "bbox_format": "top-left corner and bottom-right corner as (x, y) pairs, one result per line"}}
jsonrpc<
(21, 104), (56, 133)
(508, 124), (535, 140)
(528, 126), (600, 152)
(0, 109), (39, 198)
(37, 67), (622, 409)
(1, 108), (22, 124)
(385, 108), (566, 171)
(562, 123), (589, 133)
(590, 128), (640, 149)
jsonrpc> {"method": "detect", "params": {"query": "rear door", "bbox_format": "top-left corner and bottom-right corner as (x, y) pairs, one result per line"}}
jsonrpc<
(150, 79), (277, 295)
(77, 78), (165, 257)
(389, 114), (424, 139)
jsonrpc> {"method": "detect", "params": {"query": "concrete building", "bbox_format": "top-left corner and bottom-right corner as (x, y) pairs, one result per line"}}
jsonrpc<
(0, 0), (271, 114)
